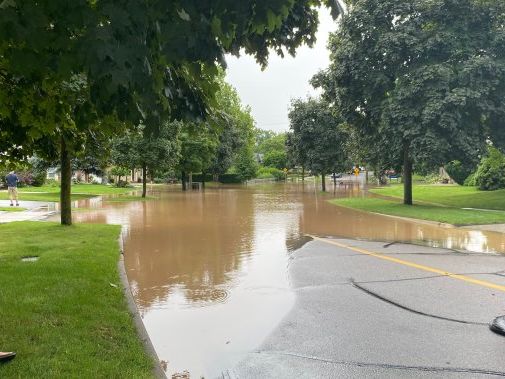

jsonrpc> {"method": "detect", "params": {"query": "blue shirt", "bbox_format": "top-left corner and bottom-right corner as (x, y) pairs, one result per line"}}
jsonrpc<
(6, 173), (18, 187)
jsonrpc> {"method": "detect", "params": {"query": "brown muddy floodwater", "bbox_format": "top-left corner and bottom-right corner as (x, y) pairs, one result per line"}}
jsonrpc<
(63, 180), (505, 378)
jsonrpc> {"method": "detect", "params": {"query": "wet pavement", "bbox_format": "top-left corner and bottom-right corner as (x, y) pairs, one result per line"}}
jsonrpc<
(40, 180), (505, 377)
(0, 200), (55, 223)
(231, 238), (505, 378)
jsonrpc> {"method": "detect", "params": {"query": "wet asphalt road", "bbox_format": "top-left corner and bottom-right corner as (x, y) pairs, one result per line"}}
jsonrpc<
(228, 237), (505, 378)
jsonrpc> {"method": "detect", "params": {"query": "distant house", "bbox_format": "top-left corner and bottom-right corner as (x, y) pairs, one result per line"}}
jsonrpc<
(47, 167), (104, 183)
(46, 167), (60, 181)
(254, 153), (264, 164)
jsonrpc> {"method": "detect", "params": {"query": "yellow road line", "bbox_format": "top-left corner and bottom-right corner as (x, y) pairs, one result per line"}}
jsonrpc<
(310, 235), (505, 293)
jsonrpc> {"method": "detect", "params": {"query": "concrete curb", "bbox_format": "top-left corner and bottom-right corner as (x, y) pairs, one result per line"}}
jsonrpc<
(117, 248), (167, 379)
(490, 316), (505, 336)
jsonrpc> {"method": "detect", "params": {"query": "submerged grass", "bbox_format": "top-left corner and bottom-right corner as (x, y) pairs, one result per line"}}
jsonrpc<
(0, 192), (92, 202)
(0, 222), (154, 378)
(331, 197), (505, 225)
(0, 207), (27, 212)
(18, 184), (137, 194)
(104, 195), (156, 202)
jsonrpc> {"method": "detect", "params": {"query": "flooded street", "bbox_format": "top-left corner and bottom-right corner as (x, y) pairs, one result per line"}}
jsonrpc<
(66, 181), (505, 378)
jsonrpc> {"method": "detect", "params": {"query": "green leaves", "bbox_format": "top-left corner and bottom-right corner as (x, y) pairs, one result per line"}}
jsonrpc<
(288, 97), (349, 174)
(1, 0), (340, 171)
(316, 0), (505, 172)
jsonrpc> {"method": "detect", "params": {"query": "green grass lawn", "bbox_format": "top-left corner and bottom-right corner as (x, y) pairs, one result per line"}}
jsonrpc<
(0, 222), (155, 378)
(331, 198), (505, 225)
(0, 184), (136, 202)
(0, 207), (27, 212)
(369, 184), (505, 210)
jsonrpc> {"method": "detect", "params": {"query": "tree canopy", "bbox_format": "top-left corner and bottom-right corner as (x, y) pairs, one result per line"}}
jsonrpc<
(288, 97), (349, 191)
(0, 0), (340, 223)
(313, 0), (505, 203)
(209, 76), (255, 177)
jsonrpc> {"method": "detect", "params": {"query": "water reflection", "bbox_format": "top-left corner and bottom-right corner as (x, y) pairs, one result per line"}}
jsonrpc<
(64, 181), (505, 377)
(123, 191), (255, 311)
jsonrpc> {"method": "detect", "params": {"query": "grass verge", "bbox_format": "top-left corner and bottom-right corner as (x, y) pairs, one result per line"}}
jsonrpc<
(0, 207), (27, 212)
(0, 184), (136, 202)
(331, 198), (505, 225)
(0, 222), (154, 378)
(369, 185), (505, 210)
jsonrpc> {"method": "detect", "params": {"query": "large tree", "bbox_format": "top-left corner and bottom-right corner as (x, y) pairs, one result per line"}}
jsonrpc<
(314, 0), (505, 204)
(112, 122), (180, 197)
(209, 77), (255, 179)
(0, 0), (341, 224)
(288, 98), (349, 191)
(177, 123), (219, 191)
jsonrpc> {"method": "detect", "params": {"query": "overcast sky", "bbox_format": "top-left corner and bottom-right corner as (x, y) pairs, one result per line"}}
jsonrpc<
(225, 9), (338, 133)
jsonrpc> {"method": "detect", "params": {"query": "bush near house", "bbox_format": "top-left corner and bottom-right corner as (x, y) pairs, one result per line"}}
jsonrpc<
(0, 170), (46, 188)
(257, 167), (285, 181)
(474, 147), (505, 191)
(445, 160), (473, 186)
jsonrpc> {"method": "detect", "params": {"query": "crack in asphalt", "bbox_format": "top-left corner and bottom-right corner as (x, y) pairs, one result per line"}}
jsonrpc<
(355, 271), (505, 285)
(383, 241), (398, 248)
(380, 241), (502, 256)
(254, 351), (505, 376)
(350, 279), (488, 326)
(371, 252), (478, 257)
(296, 271), (505, 292)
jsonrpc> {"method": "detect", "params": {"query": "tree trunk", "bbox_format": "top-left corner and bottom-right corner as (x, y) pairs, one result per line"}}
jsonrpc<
(201, 171), (206, 189)
(181, 171), (187, 191)
(302, 167), (305, 181)
(321, 172), (326, 192)
(60, 137), (72, 225)
(403, 145), (413, 205)
(101, 166), (108, 185)
(142, 164), (147, 198)
(365, 167), (369, 183)
(213, 173), (219, 182)
(188, 172), (193, 190)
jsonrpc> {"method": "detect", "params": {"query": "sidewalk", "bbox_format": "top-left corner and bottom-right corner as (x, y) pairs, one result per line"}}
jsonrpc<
(0, 200), (56, 223)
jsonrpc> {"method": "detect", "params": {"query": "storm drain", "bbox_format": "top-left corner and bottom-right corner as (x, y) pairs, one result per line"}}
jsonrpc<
(21, 256), (39, 262)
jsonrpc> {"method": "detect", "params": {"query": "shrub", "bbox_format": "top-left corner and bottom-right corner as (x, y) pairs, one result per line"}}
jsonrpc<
(110, 166), (130, 178)
(15, 172), (34, 187)
(445, 160), (473, 185)
(115, 180), (130, 188)
(464, 172), (477, 186)
(263, 151), (287, 170)
(218, 173), (242, 184)
(256, 166), (285, 181)
(474, 147), (505, 190)
(31, 170), (47, 187)
(424, 173), (444, 184)
(192, 173), (213, 182)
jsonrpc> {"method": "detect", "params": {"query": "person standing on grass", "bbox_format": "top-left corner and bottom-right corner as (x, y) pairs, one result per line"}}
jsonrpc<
(5, 171), (20, 206)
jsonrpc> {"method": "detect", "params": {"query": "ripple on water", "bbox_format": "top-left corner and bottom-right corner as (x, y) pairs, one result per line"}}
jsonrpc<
(182, 287), (230, 308)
